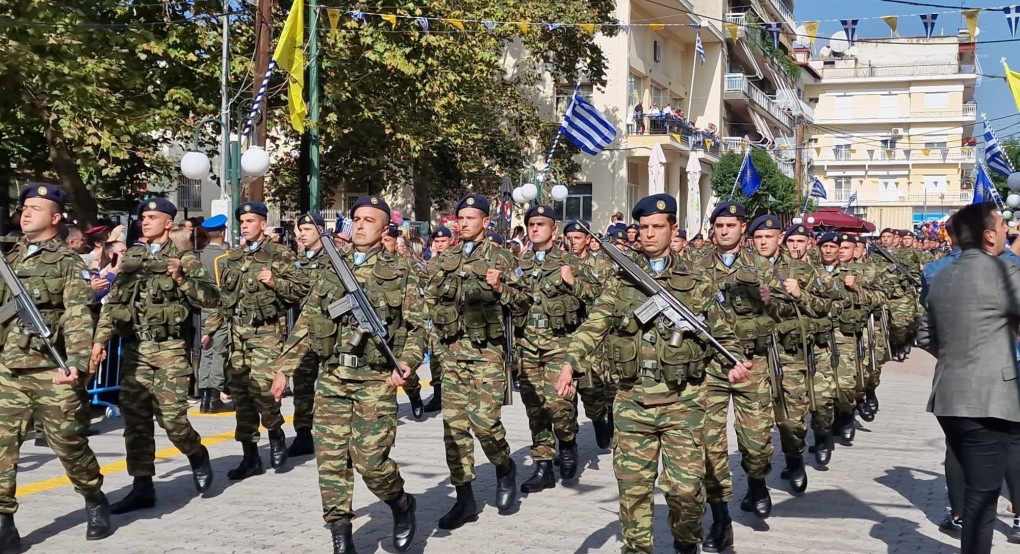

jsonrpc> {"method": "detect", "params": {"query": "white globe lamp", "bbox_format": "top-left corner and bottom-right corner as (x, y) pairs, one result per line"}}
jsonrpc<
(550, 184), (569, 202)
(180, 151), (211, 181)
(521, 182), (538, 202)
(1004, 210), (1014, 220)
(1008, 194), (1020, 208)
(1008, 172), (1020, 192)
(512, 187), (526, 204)
(240, 146), (270, 177)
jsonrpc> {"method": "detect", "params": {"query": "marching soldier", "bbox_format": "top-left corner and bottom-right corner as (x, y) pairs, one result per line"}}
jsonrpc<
(814, 232), (853, 461)
(0, 184), (112, 549)
(92, 198), (216, 514)
(274, 196), (424, 553)
(555, 194), (752, 554)
(205, 201), (309, 480)
(422, 225), (453, 414)
(878, 228), (919, 363)
(423, 194), (526, 530)
(197, 214), (231, 413)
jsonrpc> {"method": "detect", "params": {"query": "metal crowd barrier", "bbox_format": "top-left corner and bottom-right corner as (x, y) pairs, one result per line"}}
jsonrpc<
(86, 336), (122, 418)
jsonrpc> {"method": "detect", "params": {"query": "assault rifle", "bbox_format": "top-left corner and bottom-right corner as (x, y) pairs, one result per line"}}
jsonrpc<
(0, 255), (71, 375)
(768, 332), (789, 423)
(868, 244), (920, 286)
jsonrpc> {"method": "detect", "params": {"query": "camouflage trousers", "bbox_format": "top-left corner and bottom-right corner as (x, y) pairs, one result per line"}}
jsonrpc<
(229, 329), (285, 442)
(437, 347), (511, 485)
(519, 351), (577, 461)
(832, 331), (860, 413)
(703, 357), (774, 503)
(120, 341), (203, 476)
(862, 315), (888, 391)
(314, 375), (404, 523)
(887, 298), (918, 349)
(614, 383), (706, 552)
(811, 346), (837, 436)
(197, 324), (228, 391)
(292, 350), (320, 432)
(0, 365), (103, 514)
(575, 343), (615, 422)
(776, 350), (836, 457)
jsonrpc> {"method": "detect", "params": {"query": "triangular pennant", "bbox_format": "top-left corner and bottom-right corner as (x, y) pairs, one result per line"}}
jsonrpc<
(725, 23), (739, 40)
(841, 19), (858, 44)
(814, 147), (821, 157)
(941, 148), (949, 162)
(764, 22), (782, 48)
(546, 23), (563, 31)
(885, 148), (894, 159)
(922, 148), (931, 157)
(962, 9), (980, 42)
(850, 148), (857, 154)
(650, 23), (665, 31)
(1007, 6), (1020, 39)
(415, 17), (429, 33)
(326, 8), (340, 31)
(516, 22), (530, 33)
(881, 15), (898, 36)
(580, 23), (597, 34)
(618, 24), (630, 33)
(381, 14), (397, 28)
(868, 149), (875, 160)
(920, 13), (938, 40)
(705, 138), (714, 150)
(804, 21), (819, 45)
(349, 10), (365, 23)
(481, 20), (496, 31)
(670, 133), (684, 144)
(903, 149), (911, 159)
(444, 18), (465, 31)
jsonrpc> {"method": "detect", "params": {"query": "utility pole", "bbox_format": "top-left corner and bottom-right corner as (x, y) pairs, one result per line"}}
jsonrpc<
(249, 0), (273, 201)
(307, 0), (321, 212)
(793, 116), (805, 212)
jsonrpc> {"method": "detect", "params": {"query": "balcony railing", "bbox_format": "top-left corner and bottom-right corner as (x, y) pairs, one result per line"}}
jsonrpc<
(765, 0), (796, 27)
(723, 13), (747, 37)
(724, 73), (793, 129)
(823, 190), (973, 205)
(777, 159), (795, 179)
(911, 105), (977, 118)
(816, 64), (977, 80)
(816, 148), (976, 163)
(628, 114), (723, 155)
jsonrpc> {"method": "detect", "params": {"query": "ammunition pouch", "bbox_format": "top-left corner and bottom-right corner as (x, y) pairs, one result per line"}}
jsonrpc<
(238, 289), (283, 325)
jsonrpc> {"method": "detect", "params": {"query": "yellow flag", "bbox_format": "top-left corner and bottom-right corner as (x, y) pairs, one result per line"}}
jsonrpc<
(725, 23), (739, 40)
(962, 9), (979, 42)
(271, 0), (306, 133)
(814, 147), (821, 157)
(705, 138), (714, 150)
(881, 15), (898, 35)
(671, 133), (683, 144)
(804, 21), (819, 45)
(650, 23), (665, 31)
(1006, 62), (1020, 113)
(381, 14), (397, 28)
(445, 18), (465, 31)
(922, 148), (931, 157)
(580, 23), (597, 34)
(326, 8), (340, 32)
(516, 22), (530, 33)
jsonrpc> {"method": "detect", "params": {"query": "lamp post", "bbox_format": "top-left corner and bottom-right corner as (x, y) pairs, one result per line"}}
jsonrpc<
(512, 167), (569, 208)
(180, 99), (269, 242)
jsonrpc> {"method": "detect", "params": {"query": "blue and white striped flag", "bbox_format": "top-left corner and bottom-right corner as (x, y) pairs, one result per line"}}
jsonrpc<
(560, 94), (617, 155)
(695, 32), (706, 65)
(1005, 6), (1020, 39)
(984, 120), (1015, 178)
(764, 22), (783, 47)
(336, 217), (353, 239)
(809, 177), (827, 199)
(920, 13), (938, 40)
(841, 19), (858, 44)
(973, 164), (994, 204)
(842, 191), (857, 213)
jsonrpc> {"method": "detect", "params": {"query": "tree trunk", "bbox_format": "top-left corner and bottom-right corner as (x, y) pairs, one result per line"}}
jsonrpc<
(43, 120), (99, 228)
(412, 156), (433, 223)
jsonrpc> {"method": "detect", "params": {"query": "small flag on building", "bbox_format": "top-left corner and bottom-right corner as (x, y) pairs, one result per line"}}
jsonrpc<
(764, 22), (782, 47)
(842, 191), (857, 214)
(809, 178), (827, 199)
(695, 30), (706, 64)
(841, 19), (858, 44)
(920, 13), (938, 40)
(560, 94), (618, 155)
(1005, 6), (1020, 39)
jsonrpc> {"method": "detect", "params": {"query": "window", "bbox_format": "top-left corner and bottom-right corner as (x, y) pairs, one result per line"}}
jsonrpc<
(834, 144), (851, 160)
(177, 177), (202, 211)
(555, 84), (594, 117)
(554, 183), (593, 222)
(649, 83), (667, 111)
(924, 141), (947, 149)
(833, 176), (852, 201)
(627, 162), (640, 209)
(924, 92), (949, 107)
(628, 73), (642, 108)
(880, 138), (897, 160)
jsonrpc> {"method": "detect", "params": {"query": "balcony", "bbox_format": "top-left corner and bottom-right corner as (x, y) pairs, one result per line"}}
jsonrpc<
(765, 0), (796, 28)
(723, 13), (747, 39)
(911, 105), (977, 118)
(815, 148), (976, 164)
(777, 159), (795, 179)
(724, 73), (793, 129)
(627, 114), (724, 156)
(824, 189), (973, 205)
(815, 63), (977, 80)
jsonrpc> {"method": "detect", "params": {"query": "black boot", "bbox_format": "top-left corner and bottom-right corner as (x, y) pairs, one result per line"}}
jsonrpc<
(558, 440), (578, 481)
(268, 429), (288, 469)
(199, 389), (211, 414)
(84, 492), (112, 541)
(408, 391), (424, 420)
(227, 441), (264, 480)
(0, 513), (21, 553)
(207, 389), (231, 413)
(187, 445), (213, 493)
(520, 460), (556, 493)
(866, 390), (879, 413)
(701, 502), (733, 553)
(674, 539), (700, 554)
(437, 484), (478, 530)
(838, 412), (856, 445)
(287, 428), (315, 457)
(423, 385), (442, 413)
(495, 459), (517, 513)
(593, 413), (613, 450)
(384, 492), (416, 552)
(856, 398), (875, 422)
(814, 433), (832, 466)
(109, 476), (156, 515)
(329, 519), (357, 554)
(749, 478), (771, 519)
(784, 455), (807, 494)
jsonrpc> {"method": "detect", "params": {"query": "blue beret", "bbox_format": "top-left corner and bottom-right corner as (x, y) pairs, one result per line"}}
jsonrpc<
(784, 224), (810, 239)
(525, 204), (558, 223)
(297, 213), (326, 228)
(610, 227), (627, 241)
(139, 197), (178, 218)
(915, 233), (926, 240)
(386, 224), (400, 238)
(486, 230), (504, 243)
(627, 223), (640, 231)
(748, 215), (782, 235)
(880, 228), (894, 235)
(563, 220), (581, 234)
(817, 231), (840, 246)
(710, 200), (746, 222)
(432, 226), (452, 239)
(350, 195), (391, 218)
(631, 193), (677, 221)
(693, 233), (704, 240)
(677, 230), (687, 239)
(20, 183), (68, 208)
(838, 232), (859, 244)
(455, 194), (490, 215)
(236, 201), (268, 220)
(201, 214), (228, 230)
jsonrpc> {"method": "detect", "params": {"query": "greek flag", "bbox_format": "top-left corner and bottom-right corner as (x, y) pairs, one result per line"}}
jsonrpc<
(1006, 6), (1020, 39)
(561, 94), (618, 155)
(809, 177), (827, 199)
(695, 31), (706, 64)
(336, 217), (353, 239)
(764, 22), (782, 47)
(841, 19), (858, 44)
(984, 120), (1014, 178)
(920, 13), (938, 40)
(842, 191), (857, 213)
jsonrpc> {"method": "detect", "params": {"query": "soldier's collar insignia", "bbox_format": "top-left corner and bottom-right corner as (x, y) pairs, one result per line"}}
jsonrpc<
(247, 241), (260, 251)
(26, 244), (39, 256)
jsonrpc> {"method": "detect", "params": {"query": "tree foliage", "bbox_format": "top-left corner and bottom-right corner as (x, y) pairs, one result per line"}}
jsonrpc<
(709, 149), (798, 218)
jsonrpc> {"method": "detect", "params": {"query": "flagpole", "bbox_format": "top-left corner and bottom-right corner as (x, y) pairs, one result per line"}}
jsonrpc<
(687, 39), (698, 117)
(536, 81), (582, 188)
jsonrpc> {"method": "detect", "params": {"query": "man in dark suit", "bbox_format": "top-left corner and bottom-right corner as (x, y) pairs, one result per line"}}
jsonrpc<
(927, 202), (1020, 554)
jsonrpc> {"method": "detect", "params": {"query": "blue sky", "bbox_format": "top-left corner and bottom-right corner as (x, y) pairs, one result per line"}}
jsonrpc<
(795, 0), (1017, 141)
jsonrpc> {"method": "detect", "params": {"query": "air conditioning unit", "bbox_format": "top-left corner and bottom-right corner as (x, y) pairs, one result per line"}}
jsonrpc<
(890, 128), (906, 138)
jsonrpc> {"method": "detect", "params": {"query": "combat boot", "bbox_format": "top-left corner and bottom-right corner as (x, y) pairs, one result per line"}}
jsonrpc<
(674, 540), (700, 554)
(329, 519), (356, 554)
(838, 412), (856, 445)
(783, 455), (808, 494)
(437, 484), (479, 530)
(109, 476), (156, 515)
(84, 492), (112, 541)
(422, 385), (442, 413)
(408, 391), (424, 420)
(520, 460), (556, 493)
(701, 502), (733, 553)
(856, 398), (875, 422)
(199, 389), (211, 414)
(287, 428), (315, 457)
(0, 513), (21, 553)
(593, 413), (613, 450)
(739, 478), (771, 519)
(267, 428), (288, 469)
(495, 459), (517, 513)
(558, 440), (579, 481)
(384, 492), (416, 552)
(227, 441), (264, 480)
(813, 433), (832, 466)
(207, 389), (231, 413)
(866, 390), (879, 413)
(187, 444), (214, 492)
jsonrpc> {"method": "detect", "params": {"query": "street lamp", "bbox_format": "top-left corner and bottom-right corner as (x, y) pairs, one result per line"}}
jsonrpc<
(513, 166), (568, 206)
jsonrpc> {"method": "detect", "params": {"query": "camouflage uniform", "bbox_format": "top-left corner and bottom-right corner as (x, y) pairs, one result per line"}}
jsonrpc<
(399, 258), (429, 401)
(564, 254), (731, 552)
(877, 247), (920, 353)
(291, 247), (326, 434)
(574, 251), (617, 426)
(95, 240), (218, 476)
(0, 237), (103, 514)
(206, 239), (308, 443)
(280, 247), (425, 523)
(857, 257), (894, 393)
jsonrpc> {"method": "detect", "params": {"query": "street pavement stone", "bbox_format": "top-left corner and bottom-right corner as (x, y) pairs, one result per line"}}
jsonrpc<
(8, 350), (1020, 553)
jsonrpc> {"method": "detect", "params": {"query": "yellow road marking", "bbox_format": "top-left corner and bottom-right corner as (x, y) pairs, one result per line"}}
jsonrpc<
(19, 379), (431, 497)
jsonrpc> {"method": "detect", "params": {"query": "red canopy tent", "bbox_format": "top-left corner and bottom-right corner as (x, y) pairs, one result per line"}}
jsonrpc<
(803, 208), (876, 233)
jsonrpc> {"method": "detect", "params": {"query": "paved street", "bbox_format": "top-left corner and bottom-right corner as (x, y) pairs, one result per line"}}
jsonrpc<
(10, 350), (1019, 553)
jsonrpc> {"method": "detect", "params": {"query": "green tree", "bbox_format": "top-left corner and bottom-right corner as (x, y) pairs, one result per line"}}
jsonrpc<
(710, 149), (798, 217)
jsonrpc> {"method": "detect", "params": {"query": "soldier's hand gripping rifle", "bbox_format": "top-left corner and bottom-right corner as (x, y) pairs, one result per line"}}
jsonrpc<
(578, 222), (744, 373)
(0, 255), (71, 376)
(319, 233), (403, 375)
(868, 244), (920, 286)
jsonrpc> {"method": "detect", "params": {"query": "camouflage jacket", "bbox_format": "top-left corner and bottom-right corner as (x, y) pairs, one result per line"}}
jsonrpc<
(577, 251), (614, 303)
(516, 245), (595, 354)
(280, 247), (425, 380)
(95, 239), (218, 344)
(768, 252), (834, 363)
(0, 237), (93, 371)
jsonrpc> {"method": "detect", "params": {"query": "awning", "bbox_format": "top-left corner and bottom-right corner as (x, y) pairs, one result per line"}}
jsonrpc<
(749, 110), (775, 144)
(804, 207), (876, 233)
